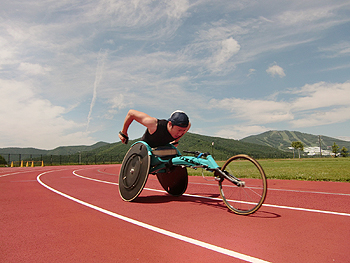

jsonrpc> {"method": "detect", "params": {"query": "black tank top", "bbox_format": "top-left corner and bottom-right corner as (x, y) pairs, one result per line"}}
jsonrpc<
(141, 119), (175, 148)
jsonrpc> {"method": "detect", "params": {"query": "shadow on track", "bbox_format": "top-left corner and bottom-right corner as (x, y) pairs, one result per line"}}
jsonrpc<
(134, 194), (226, 210)
(133, 193), (281, 218)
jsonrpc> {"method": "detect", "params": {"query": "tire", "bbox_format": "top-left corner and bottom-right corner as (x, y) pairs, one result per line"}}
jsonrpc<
(156, 166), (188, 196)
(219, 154), (267, 215)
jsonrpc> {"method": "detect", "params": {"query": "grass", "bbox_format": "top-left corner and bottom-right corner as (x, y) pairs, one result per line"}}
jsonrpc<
(186, 157), (350, 182)
(3, 156), (349, 182)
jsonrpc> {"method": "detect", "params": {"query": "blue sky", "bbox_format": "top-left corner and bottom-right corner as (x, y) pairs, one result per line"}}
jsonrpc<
(1, 0), (350, 149)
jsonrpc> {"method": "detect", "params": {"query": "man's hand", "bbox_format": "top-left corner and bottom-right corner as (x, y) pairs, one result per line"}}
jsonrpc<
(119, 131), (129, 144)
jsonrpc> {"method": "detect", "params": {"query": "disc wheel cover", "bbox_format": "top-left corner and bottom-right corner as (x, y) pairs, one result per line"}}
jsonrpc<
(119, 143), (150, 201)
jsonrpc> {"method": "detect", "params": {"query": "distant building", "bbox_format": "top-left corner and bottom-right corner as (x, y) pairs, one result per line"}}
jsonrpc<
(303, 147), (332, 156)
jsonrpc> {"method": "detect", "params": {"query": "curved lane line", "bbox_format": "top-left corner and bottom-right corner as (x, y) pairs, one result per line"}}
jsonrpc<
(0, 170), (42, 178)
(73, 170), (350, 217)
(37, 170), (270, 263)
(189, 181), (350, 197)
(94, 168), (350, 197)
(262, 203), (350, 217)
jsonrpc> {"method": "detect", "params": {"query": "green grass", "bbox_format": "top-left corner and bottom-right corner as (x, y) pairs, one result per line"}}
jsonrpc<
(187, 157), (350, 182)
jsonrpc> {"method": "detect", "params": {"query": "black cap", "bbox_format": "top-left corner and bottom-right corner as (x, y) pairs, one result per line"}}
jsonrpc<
(168, 110), (189, 127)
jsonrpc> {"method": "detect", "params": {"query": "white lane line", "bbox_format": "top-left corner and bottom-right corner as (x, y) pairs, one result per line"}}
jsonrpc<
(0, 167), (70, 178)
(72, 170), (350, 217)
(37, 170), (270, 263)
(267, 187), (350, 197)
(91, 170), (350, 197)
(73, 170), (118, 184)
(261, 203), (350, 217)
(190, 180), (350, 197)
(0, 170), (37, 178)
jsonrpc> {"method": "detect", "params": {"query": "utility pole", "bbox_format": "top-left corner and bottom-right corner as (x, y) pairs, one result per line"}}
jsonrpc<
(211, 142), (214, 158)
(318, 135), (322, 157)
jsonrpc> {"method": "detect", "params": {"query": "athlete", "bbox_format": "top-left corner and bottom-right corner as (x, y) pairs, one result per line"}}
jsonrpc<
(118, 109), (191, 148)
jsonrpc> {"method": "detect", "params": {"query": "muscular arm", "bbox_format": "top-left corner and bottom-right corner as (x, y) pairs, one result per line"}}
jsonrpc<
(119, 110), (158, 144)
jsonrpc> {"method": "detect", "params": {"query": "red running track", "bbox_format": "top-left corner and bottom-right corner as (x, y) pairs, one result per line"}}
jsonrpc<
(1, 165), (349, 262)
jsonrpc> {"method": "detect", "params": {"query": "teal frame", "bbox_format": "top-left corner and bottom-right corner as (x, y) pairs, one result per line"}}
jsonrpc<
(131, 141), (220, 174)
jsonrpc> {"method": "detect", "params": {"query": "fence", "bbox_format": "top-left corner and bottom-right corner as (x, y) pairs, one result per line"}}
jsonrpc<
(1, 153), (125, 166)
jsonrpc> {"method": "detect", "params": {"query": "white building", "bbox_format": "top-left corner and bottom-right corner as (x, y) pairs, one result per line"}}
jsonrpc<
(303, 147), (332, 156)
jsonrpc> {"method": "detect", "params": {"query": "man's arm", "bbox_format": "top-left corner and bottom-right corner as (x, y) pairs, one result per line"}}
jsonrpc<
(119, 110), (158, 144)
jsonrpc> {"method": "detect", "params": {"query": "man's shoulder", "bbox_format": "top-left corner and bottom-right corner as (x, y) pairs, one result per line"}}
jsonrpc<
(157, 119), (169, 127)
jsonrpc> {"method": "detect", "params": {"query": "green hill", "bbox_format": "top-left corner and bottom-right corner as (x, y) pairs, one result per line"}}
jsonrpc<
(47, 141), (109, 155)
(175, 133), (291, 159)
(70, 132), (292, 163)
(3, 130), (348, 165)
(0, 141), (109, 156)
(240, 130), (350, 152)
(0, 142), (109, 164)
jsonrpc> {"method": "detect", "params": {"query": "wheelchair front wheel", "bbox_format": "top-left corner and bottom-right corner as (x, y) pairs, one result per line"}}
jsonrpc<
(219, 154), (267, 215)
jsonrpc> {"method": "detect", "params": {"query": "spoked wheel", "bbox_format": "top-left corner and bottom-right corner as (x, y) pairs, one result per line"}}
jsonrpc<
(219, 154), (267, 215)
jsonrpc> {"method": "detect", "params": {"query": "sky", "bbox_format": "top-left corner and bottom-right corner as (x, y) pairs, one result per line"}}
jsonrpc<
(1, 0), (350, 149)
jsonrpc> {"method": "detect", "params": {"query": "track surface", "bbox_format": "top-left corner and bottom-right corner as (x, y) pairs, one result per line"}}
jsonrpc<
(1, 165), (349, 262)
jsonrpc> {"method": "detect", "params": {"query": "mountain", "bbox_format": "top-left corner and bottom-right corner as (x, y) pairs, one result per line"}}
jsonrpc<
(46, 141), (109, 155)
(175, 133), (291, 159)
(2, 131), (348, 165)
(240, 130), (350, 152)
(0, 141), (109, 156)
(60, 132), (293, 163)
(0, 133), (292, 164)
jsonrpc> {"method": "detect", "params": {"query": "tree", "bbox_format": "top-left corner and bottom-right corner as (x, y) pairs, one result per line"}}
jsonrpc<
(340, 146), (349, 157)
(291, 141), (304, 158)
(0, 155), (7, 165)
(331, 142), (339, 157)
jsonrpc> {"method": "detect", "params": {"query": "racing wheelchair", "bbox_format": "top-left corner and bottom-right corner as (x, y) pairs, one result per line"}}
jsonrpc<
(119, 141), (267, 215)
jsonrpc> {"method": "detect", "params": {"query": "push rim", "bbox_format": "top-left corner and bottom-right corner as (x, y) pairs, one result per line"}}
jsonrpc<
(219, 154), (267, 215)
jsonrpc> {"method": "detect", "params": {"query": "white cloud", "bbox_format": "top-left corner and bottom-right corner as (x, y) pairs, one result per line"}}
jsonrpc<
(266, 64), (286, 78)
(209, 97), (293, 124)
(319, 41), (350, 58)
(276, 7), (334, 26)
(87, 50), (108, 131)
(290, 81), (350, 111)
(18, 62), (51, 75)
(291, 106), (350, 127)
(209, 81), (350, 131)
(166, 0), (190, 19)
(247, 68), (256, 76)
(1, 1), (350, 148)
(288, 81), (350, 127)
(211, 37), (240, 69)
(104, 94), (133, 120)
(0, 79), (94, 149)
(214, 125), (271, 140)
(83, 0), (190, 40)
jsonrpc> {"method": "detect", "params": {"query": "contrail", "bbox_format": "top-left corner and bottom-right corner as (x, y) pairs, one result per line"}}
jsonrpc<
(86, 49), (108, 131)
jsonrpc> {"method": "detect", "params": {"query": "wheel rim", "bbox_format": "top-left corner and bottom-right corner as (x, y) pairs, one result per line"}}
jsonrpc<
(219, 155), (267, 215)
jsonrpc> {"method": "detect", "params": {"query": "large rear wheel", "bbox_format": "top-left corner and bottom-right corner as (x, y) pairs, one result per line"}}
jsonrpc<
(219, 154), (267, 215)
(118, 143), (150, 201)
